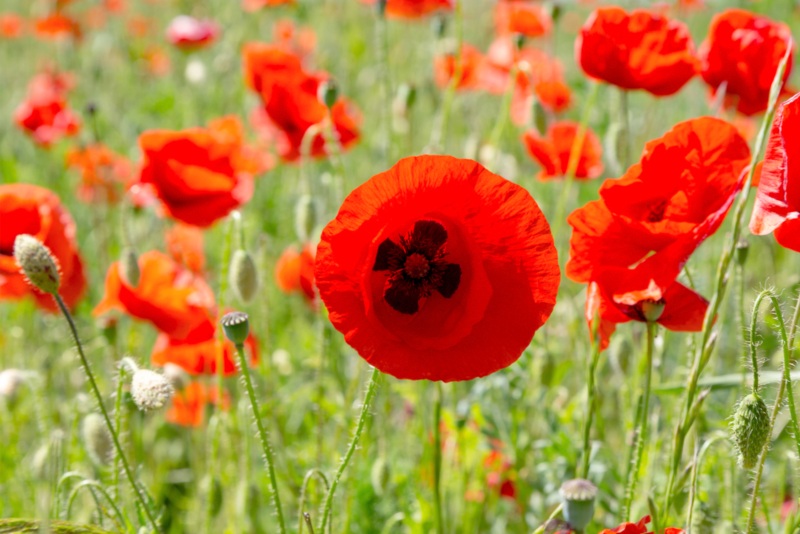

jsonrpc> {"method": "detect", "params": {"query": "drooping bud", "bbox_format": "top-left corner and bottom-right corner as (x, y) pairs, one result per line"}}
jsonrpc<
(735, 238), (750, 266)
(13, 234), (60, 295)
(732, 393), (770, 469)
(82, 412), (113, 465)
(221, 311), (250, 346)
(512, 33), (526, 52)
(294, 194), (320, 243)
(640, 299), (665, 323)
(120, 247), (140, 288)
(560, 478), (597, 532)
(370, 457), (391, 496)
(131, 369), (174, 411)
(431, 15), (446, 39)
(317, 80), (339, 109)
(229, 249), (259, 303)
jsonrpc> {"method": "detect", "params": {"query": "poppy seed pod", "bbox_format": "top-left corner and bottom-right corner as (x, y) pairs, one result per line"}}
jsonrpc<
(230, 249), (259, 303)
(732, 393), (770, 469)
(640, 299), (666, 322)
(82, 412), (113, 465)
(131, 369), (174, 411)
(13, 234), (60, 295)
(221, 311), (250, 346)
(317, 80), (339, 110)
(560, 478), (597, 531)
(120, 247), (140, 288)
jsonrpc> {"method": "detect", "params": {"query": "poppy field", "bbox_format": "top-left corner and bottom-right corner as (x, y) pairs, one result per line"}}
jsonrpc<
(3, 0), (800, 533)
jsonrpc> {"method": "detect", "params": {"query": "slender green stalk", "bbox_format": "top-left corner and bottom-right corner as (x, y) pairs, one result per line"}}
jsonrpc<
(623, 321), (657, 520)
(318, 367), (381, 533)
(112, 365), (125, 500)
(531, 503), (563, 534)
(53, 295), (159, 533)
(662, 48), (792, 520)
(433, 382), (444, 534)
(377, 7), (391, 166)
(298, 469), (330, 534)
(618, 88), (631, 170)
(579, 320), (602, 479)
(686, 435), (731, 531)
(428, 0), (462, 152)
(486, 63), (519, 156)
(234, 343), (286, 534)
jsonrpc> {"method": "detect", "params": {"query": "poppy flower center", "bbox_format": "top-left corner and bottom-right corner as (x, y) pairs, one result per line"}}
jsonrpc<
(372, 219), (462, 315)
(647, 199), (668, 222)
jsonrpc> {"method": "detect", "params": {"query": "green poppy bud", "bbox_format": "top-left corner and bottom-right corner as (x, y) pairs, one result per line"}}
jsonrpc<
(732, 393), (770, 469)
(221, 311), (250, 346)
(560, 478), (597, 532)
(13, 234), (60, 295)
(230, 249), (259, 303)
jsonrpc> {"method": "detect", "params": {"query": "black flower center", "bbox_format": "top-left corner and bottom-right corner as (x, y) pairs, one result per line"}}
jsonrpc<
(647, 199), (668, 222)
(372, 220), (461, 314)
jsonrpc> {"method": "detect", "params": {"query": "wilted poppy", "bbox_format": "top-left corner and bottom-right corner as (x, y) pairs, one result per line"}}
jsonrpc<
(165, 224), (205, 273)
(700, 9), (793, 116)
(93, 250), (215, 341)
(567, 117), (751, 283)
(494, 1), (551, 38)
(521, 121), (603, 181)
(275, 243), (316, 304)
(34, 13), (82, 41)
(315, 155), (559, 381)
(151, 327), (258, 376)
(166, 382), (230, 427)
(0, 184), (86, 312)
(576, 7), (699, 96)
(0, 14), (24, 38)
(166, 15), (219, 51)
(360, 0), (453, 19)
(750, 92), (800, 251)
(66, 144), (132, 204)
(138, 116), (260, 227)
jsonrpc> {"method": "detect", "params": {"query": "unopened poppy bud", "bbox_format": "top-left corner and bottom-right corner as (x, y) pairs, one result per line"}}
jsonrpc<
(432, 15), (446, 39)
(531, 98), (547, 135)
(13, 234), (60, 295)
(396, 83), (417, 112)
(221, 311), (250, 345)
(230, 249), (259, 303)
(131, 369), (174, 411)
(85, 102), (97, 116)
(735, 238), (749, 266)
(512, 33), (526, 52)
(604, 121), (628, 175)
(0, 369), (27, 401)
(318, 80), (339, 109)
(294, 194), (319, 243)
(377, 0), (387, 17)
(732, 393), (770, 469)
(560, 478), (597, 531)
(120, 247), (140, 287)
(640, 299), (665, 322)
(202, 474), (223, 517)
(550, 4), (563, 23)
(82, 412), (113, 465)
(370, 457), (391, 496)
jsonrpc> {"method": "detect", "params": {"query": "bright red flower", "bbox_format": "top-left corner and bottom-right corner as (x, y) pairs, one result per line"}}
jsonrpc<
(600, 515), (652, 534)
(0, 13), (24, 38)
(576, 7), (699, 96)
(243, 44), (360, 161)
(166, 382), (230, 427)
(93, 250), (215, 341)
(275, 243), (316, 304)
(34, 13), (82, 40)
(360, 0), (453, 19)
(14, 73), (80, 147)
(151, 328), (258, 376)
(165, 224), (205, 274)
(522, 121), (603, 181)
(699, 9), (793, 116)
(166, 15), (219, 51)
(0, 184), (87, 312)
(66, 144), (133, 204)
(138, 116), (260, 227)
(664, 530), (686, 534)
(567, 117), (751, 283)
(434, 44), (484, 91)
(494, 1), (552, 38)
(315, 155), (559, 381)
(750, 92), (800, 251)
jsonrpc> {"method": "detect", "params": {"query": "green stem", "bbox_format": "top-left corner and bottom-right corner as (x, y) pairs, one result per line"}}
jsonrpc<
(579, 321), (601, 479)
(532, 503), (563, 534)
(377, 9), (391, 166)
(318, 367), (381, 533)
(618, 88), (631, 170)
(623, 321), (656, 520)
(234, 343), (286, 534)
(112, 366), (125, 500)
(298, 469), (329, 534)
(433, 382), (444, 534)
(53, 295), (159, 533)
(428, 0), (462, 152)
(686, 435), (731, 531)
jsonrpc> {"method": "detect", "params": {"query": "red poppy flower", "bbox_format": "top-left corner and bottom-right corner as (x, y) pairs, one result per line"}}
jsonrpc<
(576, 7), (699, 96)
(93, 250), (215, 341)
(567, 117), (751, 283)
(699, 9), (793, 116)
(151, 328), (258, 376)
(0, 184), (86, 312)
(66, 144), (133, 204)
(600, 516), (652, 534)
(359, 0), (453, 19)
(34, 13), (82, 41)
(271, 19), (316, 58)
(165, 224), (205, 274)
(494, 1), (552, 38)
(166, 15), (219, 51)
(665, 530), (685, 534)
(0, 13), (24, 38)
(750, 92), (800, 251)
(166, 382), (230, 427)
(275, 243), (316, 304)
(483, 448), (516, 500)
(434, 44), (484, 91)
(138, 116), (260, 227)
(522, 121), (603, 181)
(243, 44), (360, 161)
(14, 74), (81, 147)
(314, 155), (559, 381)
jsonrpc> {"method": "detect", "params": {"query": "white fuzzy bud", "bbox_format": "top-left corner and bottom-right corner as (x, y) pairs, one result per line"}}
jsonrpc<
(131, 369), (174, 411)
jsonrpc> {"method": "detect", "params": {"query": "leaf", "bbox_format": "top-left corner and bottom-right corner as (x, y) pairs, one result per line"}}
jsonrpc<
(0, 519), (116, 534)
(655, 371), (800, 394)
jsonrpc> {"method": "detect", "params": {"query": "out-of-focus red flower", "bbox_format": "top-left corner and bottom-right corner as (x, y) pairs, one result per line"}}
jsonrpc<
(359, 0), (453, 19)
(483, 447), (516, 500)
(750, 92), (800, 252)
(522, 122), (603, 181)
(494, 1), (551, 38)
(165, 224), (205, 274)
(151, 327), (258, 376)
(127, 15), (152, 38)
(140, 46), (170, 76)
(138, 116), (260, 227)
(315, 155), (559, 381)
(93, 250), (215, 341)
(66, 144), (133, 204)
(243, 0), (295, 10)
(272, 19), (316, 58)
(664, 529), (686, 534)
(576, 7), (699, 96)
(699, 9), (793, 116)
(166, 382), (230, 427)
(599, 516), (652, 534)
(275, 243), (316, 304)
(34, 13), (82, 41)
(0, 13), (24, 38)
(103, 0), (126, 13)
(434, 44), (484, 91)
(243, 44), (360, 161)
(166, 15), (219, 51)
(0, 184), (86, 312)
(567, 117), (751, 283)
